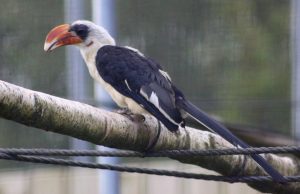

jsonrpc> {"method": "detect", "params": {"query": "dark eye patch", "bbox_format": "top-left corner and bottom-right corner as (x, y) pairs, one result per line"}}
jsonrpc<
(69, 24), (89, 40)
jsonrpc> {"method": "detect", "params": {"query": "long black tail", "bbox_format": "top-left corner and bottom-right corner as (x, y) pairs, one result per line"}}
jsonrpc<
(177, 99), (286, 183)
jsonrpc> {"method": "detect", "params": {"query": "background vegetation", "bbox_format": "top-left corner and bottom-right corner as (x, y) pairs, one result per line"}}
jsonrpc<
(0, 0), (291, 169)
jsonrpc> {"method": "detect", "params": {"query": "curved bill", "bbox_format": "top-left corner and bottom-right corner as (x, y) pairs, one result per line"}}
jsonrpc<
(44, 24), (83, 52)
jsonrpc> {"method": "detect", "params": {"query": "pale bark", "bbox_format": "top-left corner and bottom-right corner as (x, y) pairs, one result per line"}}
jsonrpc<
(0, 79), (298, 193)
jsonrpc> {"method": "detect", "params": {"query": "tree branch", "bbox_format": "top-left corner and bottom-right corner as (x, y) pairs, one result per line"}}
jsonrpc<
(0, 79), (298, 193)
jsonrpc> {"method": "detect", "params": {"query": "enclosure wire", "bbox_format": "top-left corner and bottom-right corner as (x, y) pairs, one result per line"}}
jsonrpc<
(0, 146), (299, 183)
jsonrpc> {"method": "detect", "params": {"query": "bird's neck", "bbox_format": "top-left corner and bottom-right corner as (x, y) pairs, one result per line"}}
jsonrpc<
(79, 41), (113, 80)
(80, 42), (100, 65)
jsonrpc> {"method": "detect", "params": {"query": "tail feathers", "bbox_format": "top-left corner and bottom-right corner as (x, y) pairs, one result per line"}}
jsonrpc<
(178, 100), (286, 183)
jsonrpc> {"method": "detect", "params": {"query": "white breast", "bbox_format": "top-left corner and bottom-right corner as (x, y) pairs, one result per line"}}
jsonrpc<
(80, 47), (147, 114)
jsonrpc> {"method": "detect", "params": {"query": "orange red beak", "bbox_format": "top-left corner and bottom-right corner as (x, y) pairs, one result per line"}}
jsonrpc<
(44, 24), (83, 52)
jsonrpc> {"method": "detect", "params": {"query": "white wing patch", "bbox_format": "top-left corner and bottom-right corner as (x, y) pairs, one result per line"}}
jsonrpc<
(140, 88), (179, 126)
(159, 70), (172, 81)
(140, 90), (160, 107)
(124, 79), (132, 91)
(140, 89), (148, 99)
(149, 92), (159, 107)
(125, 46), (145, 57)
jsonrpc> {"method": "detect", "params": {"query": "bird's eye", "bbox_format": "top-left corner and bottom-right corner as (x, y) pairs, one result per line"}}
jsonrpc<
(76, 29), (85, 35)
(70, 24), (89, 40)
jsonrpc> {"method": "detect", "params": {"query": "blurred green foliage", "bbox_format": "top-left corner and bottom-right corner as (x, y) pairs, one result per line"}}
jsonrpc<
(0, 0), (292, 168)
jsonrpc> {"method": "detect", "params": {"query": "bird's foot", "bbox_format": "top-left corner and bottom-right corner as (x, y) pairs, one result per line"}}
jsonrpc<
(143, 119), (162, 153)
(129, 114), (145, 123)
(116, 108), (145, 123)
(116, 108), (131, 115)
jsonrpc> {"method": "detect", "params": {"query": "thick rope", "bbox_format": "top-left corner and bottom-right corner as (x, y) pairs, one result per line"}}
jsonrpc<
(0, 152), (299, 183)
(0, 146), (298, 157)
(0, 146), (298, 183)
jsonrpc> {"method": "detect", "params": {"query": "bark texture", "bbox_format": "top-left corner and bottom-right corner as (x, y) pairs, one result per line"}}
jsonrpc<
(0, 80), (298, 193)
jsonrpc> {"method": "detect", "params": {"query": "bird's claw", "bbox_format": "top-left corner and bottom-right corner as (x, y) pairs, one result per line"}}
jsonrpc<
(116, 108), (131, 115)
(116, 108), (145, 123)
(130, 114), (145, 123)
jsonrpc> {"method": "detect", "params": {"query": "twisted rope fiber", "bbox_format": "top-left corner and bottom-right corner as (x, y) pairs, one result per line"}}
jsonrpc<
(0, 152), (299, 183)
(0, 146), (299, 157)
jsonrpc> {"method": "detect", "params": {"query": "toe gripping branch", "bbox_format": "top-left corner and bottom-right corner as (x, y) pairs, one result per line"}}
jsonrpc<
(144, 119), (162, 153)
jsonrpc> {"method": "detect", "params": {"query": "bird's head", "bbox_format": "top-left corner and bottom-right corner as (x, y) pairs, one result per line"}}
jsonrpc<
(44, 20), (115, 52)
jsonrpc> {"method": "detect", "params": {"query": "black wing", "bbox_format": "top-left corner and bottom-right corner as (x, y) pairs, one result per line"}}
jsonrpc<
(96, 45), (184, 131)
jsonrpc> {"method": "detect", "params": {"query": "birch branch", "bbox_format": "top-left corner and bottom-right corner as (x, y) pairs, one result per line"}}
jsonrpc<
(0, 79), (298, 194)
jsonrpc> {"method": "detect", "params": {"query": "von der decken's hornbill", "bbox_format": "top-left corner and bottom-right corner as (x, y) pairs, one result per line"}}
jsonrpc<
(44, 20), (285, 182)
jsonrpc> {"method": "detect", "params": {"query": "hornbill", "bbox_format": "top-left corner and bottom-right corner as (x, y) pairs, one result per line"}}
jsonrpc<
(44, 20), (286, 182)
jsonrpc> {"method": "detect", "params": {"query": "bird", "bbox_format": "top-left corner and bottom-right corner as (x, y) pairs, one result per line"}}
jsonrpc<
(44, 20), (286, 182)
